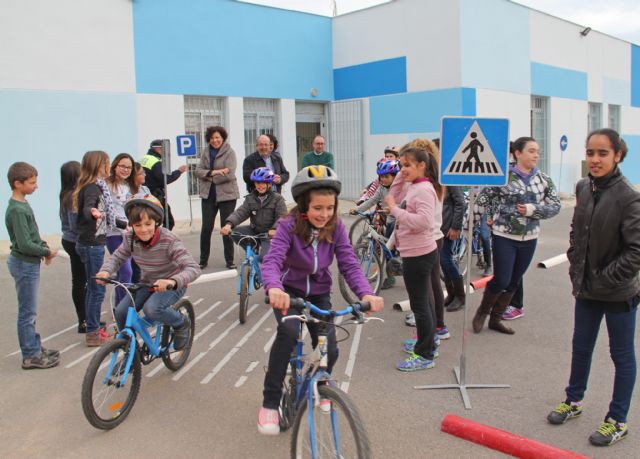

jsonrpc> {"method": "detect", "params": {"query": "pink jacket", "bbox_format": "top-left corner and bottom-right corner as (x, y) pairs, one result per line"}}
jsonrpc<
(389, 174), (437, 258)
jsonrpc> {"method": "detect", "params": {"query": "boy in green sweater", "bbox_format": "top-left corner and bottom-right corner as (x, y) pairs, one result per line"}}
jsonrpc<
(5, 162), (59, 369)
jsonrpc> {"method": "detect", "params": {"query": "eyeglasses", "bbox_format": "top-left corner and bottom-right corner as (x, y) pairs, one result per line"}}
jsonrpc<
(117, 165), (132, 170)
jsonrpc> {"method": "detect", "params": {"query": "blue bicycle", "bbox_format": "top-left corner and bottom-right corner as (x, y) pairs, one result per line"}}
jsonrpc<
(232, 231), (269, 324)
(277, 298), (379, 458)
(81, 278), (195, 430)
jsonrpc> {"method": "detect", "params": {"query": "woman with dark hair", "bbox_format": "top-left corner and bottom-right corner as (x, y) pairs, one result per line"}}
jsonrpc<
(60, 161), (87, 332)
(105, 153), (135, 305)
(547, 129), (639, 447)
(472, 136), (560, 335)
(195, 126), (240, 269)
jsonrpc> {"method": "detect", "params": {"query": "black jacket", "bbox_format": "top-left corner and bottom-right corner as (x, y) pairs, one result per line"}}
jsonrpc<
(141, 149), (182, 198)
(568, 168), (640, 302)
(242, 151), (289, 193)
(225, 190), (288, 233)
(441, 186), (465, 235)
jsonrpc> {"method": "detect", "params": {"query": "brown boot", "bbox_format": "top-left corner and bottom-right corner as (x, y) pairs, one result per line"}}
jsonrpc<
(443, 278), (455, 306)
(488, 292), (516, 335)
(447, 276), (467, 312)
(472, 290), (501, 333)
(86, 330), (110, 347)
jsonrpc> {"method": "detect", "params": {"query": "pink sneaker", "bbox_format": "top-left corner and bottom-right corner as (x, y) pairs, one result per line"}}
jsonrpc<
(502, 306), (525, 321)
(257, 407), (280, 435)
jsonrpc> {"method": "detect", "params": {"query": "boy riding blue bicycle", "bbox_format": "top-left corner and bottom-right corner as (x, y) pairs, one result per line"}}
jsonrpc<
(220, 167), (287, 258)
(96, 195), (200, 351)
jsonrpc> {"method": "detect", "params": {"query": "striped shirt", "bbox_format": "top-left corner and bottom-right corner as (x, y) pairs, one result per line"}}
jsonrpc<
(101, 227), (200, 289)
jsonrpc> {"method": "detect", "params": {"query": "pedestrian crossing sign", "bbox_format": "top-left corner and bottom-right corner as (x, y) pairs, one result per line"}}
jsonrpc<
(440, 117), (509, 186)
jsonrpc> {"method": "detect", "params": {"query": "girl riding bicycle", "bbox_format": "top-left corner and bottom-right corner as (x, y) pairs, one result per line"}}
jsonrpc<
(220, 167), (287, 258)
(258, 165), (384, 435)
(96, 195), (200, 351)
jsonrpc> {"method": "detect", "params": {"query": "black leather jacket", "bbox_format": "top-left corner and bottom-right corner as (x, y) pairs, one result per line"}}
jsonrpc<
(441, 186), (465, 235)
(568, 168), (640, 301)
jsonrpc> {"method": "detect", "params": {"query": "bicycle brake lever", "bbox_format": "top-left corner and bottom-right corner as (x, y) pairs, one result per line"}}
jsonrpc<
(281, 314), (307, 323)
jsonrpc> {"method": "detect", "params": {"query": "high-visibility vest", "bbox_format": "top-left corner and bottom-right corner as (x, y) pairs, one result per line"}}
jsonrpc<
(140, 154), (161, 170)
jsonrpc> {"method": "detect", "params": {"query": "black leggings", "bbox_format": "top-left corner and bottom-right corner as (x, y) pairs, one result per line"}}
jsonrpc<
(199, 197), (236, 265)
(402, 251), (437, 359)
(262, 292), (337, 409)
(431, 238), (445, 328)
(62, 238), (86, 325)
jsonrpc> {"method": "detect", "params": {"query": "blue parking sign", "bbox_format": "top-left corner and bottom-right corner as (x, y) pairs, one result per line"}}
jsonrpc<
(440, 117), (509, 186)
(177, 135), (197, 156)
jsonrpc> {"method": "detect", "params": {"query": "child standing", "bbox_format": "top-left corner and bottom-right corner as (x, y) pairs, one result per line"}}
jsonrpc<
(96, 195), (199, 351)
(220, 167), (287, 258)
(385, 146), (441, 371)
(6, 162), (60, 369)
(257, 166), (384, 435)
(74, 150), (126, 346)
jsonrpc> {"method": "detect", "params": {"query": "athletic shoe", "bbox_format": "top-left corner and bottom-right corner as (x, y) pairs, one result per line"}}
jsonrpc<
(547, 401), (583, 425)
(381, 276), (396, 290)
(397, 352), (435, 372)
(41, 347), (60, 359)
(402, 341), (439, 358)
(257, 407), (280, 435)
(22, 353), (59, 370)
(502, 306), (525, 321)
(402, 335), (440, 347)
(436, 326), (451, 340)
(172, 315), (192, 351)
(404, 312), (416, 327)
(589, 418), (628, 446)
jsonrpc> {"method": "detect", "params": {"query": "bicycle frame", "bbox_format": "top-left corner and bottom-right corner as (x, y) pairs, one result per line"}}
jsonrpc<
(236, 242), (261, 296)
(359, 224), (394, 261)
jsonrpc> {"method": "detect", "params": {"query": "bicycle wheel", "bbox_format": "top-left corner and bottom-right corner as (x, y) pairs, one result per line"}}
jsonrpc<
(348, 215), (370, 246)
(291, 385), (371, 459)
(453, 235), (468, 277)
(338, 239), (382, 303)
(239, 264), (250, 324)
(279, 370), (297, 432)
(81, 338), (141, 430)
(161, 299), (195, 371)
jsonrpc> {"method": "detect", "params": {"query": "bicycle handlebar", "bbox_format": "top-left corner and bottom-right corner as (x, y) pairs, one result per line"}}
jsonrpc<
(93, 277), (175, 291)
(265, 297), (371, 321)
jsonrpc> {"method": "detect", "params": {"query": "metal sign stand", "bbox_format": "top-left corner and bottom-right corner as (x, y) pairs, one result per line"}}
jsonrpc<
(414, 188), (510, 409)
(161, 139), (171, 229)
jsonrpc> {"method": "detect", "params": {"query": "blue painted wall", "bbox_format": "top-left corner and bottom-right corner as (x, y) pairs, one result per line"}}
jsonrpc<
(370, 88), (476, 135)
(334, 57), (407, 100)
(621, 134), (640, 184)
(0, 90), (138, 238)
(632, 45), (640, 107)
(133, 0), (333, 100)
(531, 62), (588, 100)
(459, 0), (530, 94)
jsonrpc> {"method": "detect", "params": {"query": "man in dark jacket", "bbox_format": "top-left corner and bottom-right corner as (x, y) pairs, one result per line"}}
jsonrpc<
(242, 135), (289, 193)
(140, 139), (188, 230)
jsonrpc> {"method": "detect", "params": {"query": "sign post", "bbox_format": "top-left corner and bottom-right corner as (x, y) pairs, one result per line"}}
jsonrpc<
(177, 134), (197, 227)
(414, 117), (511, 409)
(160, 139), (171, 229)
(558, 135), (568, 196)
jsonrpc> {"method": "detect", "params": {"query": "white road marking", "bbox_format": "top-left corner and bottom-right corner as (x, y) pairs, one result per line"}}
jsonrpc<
(234, 360), (260, 387)
(201, 307), (271, 384)
(196, 301), (221, 321)
(65, 347), (100, 369)
(192, 298), (204, 306)
(59, 342), (81, 354)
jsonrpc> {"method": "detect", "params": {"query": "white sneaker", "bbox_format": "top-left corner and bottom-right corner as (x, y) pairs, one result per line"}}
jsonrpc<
(257, 407), (280, 435)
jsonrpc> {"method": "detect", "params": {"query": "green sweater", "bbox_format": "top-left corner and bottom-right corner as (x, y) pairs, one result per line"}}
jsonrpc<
(301, 151), (335, 170)
(5, 199), (50, 263)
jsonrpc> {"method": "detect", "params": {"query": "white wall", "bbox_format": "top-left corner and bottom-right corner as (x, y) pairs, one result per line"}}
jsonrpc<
(476, 89), (531, 138)
(621, 106), (640, 135)
(333, 0), (462, 92)
(0, 0), (135, 92)
(548, 98), (588, 193)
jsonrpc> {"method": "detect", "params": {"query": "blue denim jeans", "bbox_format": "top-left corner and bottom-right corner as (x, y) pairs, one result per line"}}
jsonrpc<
(566, 298), (637, 423)
(114, 286), (186, 330)
(440, 236), (462, 281)
(106, 235), (133, 306)
(8, 255), (42, 359)
(486, 235), (537, 294)
(75, 243), (106, 333)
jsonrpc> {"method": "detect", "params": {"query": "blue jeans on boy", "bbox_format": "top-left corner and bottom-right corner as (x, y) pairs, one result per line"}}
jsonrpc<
(566, 299), (637, 423)
(114, 286), (186, 330)
(8, 255), (42, 359)
(75, 243), (106, 333)
(486, 235), (537, 294)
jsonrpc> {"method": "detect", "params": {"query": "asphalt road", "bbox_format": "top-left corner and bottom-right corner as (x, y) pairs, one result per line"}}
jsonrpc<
(0, 208), (637, 458)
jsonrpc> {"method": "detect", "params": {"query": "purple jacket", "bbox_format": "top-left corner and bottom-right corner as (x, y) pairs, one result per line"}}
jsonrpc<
(262, 215), (373, 299)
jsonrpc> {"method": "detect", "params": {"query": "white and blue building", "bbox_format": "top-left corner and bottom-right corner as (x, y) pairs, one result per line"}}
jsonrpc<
(1, 0), (639, 241)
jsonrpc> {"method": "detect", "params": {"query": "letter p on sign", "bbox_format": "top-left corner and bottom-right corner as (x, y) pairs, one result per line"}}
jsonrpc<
(177, 135), (197, 156)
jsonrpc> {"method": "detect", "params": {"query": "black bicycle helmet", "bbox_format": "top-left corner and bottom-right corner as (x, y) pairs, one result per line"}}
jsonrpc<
(291, 166), (341, 201)
(124, 194), (164, 222)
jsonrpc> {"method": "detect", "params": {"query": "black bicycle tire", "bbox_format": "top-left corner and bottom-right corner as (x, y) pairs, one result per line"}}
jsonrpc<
(239, 264), (250, 324)
(338, 245), (382, 304)
(81, 338), (141, 430)
(161, 299), (195, 371)
(348, 215), (370, 246)
(290, 385), (372, 459)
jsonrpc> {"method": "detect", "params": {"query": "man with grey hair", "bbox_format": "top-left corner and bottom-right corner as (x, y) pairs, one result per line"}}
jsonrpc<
(301, 135), (334, 170)
(242, 134), (289, 193)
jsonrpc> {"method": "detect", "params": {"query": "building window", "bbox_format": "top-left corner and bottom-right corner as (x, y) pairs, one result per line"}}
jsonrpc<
(183, 96), (226, 197)
(530, 96), (549, 175)
(588, 102), (602, 133)
(243, 98), (279, 157)
(329, 100), (363, 199)
(608, 104), (620, 132)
